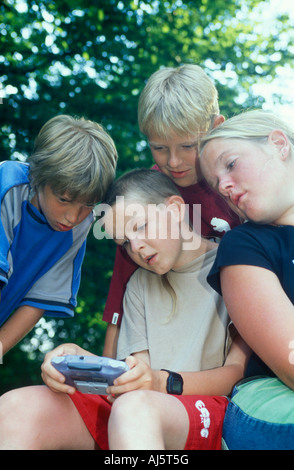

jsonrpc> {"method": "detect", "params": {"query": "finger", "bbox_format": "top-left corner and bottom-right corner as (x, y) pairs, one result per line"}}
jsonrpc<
(107, 375), (143, 395)
(125, 355), (137, 369)
(41, 371), (76, 395)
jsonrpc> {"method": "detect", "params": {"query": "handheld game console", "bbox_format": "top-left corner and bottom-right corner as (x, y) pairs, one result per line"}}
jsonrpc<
(51, 354), (129, 394)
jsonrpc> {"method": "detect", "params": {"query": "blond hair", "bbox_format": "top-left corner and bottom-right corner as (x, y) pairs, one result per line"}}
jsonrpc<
(138, 64), (219, 139)
(29, 114), (118, 203)
(200, 109), (294, 153)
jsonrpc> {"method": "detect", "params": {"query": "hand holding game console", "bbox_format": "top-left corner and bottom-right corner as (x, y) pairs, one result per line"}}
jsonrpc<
(41, 344), (158, 398)
(41, 343), (116, 395)
(51, 355), (129, 395)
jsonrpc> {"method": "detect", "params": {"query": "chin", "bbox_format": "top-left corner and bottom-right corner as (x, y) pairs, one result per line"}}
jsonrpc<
(148, 266), (169, 275)
(246, 213), (273, 225)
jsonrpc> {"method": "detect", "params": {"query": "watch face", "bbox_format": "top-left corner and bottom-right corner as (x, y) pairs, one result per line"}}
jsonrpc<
(168, 372), (183, 395)
(173, 379), (183, 394)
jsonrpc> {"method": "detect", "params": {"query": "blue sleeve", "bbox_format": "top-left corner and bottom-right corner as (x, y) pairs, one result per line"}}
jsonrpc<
(0, 221), (10, 287)
(0, 161), (29, 288)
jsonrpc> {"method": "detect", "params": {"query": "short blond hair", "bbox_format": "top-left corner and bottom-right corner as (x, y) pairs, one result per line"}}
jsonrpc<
(29, 114), (118, 203)
(138, 64), (219, 139)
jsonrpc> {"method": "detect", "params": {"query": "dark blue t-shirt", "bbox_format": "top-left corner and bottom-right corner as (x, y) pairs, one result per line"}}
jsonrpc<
(207, 221), (294, 377)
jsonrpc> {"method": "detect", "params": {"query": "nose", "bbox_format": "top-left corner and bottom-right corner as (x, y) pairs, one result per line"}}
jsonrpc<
(167, 148), (182, 168)
(218, 175), (234, 197)
(129, 237), (145, 254)
(64, 205), (83, 225)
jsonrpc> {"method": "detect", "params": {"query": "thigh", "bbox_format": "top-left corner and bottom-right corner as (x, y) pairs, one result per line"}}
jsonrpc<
(151, 392), (190, 450)
(0, 386), (96, 450)
(109, 390), (190, 450)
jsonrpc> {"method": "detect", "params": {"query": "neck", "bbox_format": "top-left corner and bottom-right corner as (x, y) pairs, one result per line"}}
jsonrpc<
(272, 211), (294, 227)
(176, 231), (217, 268)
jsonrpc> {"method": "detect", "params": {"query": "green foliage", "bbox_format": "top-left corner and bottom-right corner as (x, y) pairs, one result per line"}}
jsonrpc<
(0, 0), (293, 392)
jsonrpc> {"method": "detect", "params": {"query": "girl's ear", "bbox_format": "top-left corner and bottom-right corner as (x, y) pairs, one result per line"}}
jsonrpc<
(165, 195), (186, 222)
(268, 129), (290, 160)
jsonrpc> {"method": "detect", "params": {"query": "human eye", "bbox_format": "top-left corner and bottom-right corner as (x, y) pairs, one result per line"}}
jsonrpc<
(57, 195), (70, 204)
(182, 141), (198, 149)
(54, 190), (72, 204)
(136, 222), (147, 232)
(182, 143), (195, 149)
(226, 159), (236, 171)
(133, 218), (148, 238)
(150, 143), (166, 152)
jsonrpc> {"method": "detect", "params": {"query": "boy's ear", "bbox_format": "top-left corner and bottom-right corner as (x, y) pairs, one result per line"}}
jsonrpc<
(165, 195), (186, 222)
(213, 115), (225, 128)
(268, 129), (290, 160)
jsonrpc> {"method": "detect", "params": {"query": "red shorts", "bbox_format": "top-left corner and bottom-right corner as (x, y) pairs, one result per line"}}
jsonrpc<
(70, 392), (228, 450)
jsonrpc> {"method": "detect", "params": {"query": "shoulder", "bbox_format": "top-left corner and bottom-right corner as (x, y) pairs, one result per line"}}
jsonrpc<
(219, 221), (282, 251)
(216, 221), (284, 265)
(207, 222), (288, 295)
(0, 161), (29, 181)
(0, 161), (29, 198)
(127, 267), (159, 293)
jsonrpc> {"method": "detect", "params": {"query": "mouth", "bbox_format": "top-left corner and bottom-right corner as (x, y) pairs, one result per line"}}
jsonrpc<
(56, 222), (74, 232)
(169, 169), (190, 179)
(230, 192), (245, 208)
(144, 253), (157, 265)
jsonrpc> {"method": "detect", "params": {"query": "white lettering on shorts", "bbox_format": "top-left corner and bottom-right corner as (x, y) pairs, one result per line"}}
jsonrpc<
(195, 400), (211, 438)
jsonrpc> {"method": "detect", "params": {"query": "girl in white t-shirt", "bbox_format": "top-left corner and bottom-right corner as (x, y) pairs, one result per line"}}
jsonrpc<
(0, 169), (249, 450)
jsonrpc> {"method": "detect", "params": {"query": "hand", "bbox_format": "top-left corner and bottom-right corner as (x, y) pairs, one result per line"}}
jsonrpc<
(106, 355), (159, 401)
(41, 343), (95, 394)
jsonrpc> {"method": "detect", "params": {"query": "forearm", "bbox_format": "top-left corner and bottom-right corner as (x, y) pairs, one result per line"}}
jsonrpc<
(110, 338), (250, 398)
(152, 363), (245, 397)
(155, 335), (251, 397)
(181, 364), (245, 396)
(103, 323), (120, 358)
(0, 306), (44, 355)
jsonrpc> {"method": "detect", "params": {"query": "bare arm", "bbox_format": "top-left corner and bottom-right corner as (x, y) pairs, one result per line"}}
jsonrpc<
(107, 334), (250, 397)
(0, 305), (44, 355)
(102, 323), (120, 358)
(179, 333), (250, 396)
(221, 264), (294, 390)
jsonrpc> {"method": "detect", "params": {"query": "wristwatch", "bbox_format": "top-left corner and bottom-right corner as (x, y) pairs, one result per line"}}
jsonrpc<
(161, 369), (183, 395)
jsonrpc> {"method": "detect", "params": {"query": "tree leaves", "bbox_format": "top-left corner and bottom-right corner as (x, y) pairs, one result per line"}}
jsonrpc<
(0, 0), (293, 391)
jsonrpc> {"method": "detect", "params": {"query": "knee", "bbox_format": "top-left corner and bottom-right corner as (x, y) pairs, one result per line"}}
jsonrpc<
(110, 389), (159, 429)
(111, 390), (151, 420)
